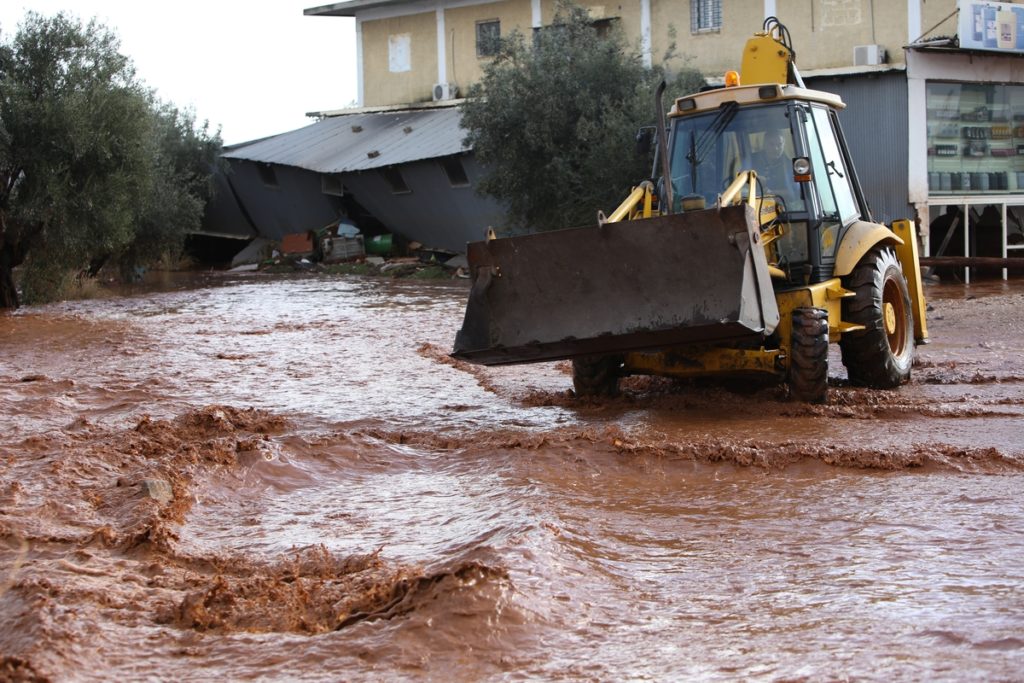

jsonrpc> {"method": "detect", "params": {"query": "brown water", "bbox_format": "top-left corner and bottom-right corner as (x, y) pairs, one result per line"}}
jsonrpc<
(2, 272), (1023, 681)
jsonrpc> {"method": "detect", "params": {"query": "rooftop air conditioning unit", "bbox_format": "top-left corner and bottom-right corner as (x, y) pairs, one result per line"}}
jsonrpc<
(853, 44), (887, 66)
(432, 82), (459, 101)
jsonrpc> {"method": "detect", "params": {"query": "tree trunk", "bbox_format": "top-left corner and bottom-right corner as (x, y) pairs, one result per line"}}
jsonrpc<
(0, 242), (19, 309)
(0, 212), (33, 310)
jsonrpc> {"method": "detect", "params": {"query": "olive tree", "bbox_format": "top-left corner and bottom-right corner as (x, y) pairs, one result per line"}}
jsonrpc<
(0, 12), (222, 308)
(460, 1), (703, 233)
(111, 102), (223, 282)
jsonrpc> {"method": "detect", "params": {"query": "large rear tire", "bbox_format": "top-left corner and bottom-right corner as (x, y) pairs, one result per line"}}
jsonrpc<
(572, 355), (622, 397)
(789, 307), (829, 404)
(840, 246), (914, 388)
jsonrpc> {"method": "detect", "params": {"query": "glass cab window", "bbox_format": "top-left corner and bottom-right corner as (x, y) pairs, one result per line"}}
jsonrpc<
(669, 103), (805, 213)
(807, 106), (860, 225)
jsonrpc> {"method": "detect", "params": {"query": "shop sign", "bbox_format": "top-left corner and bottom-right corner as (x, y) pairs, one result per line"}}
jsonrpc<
(959, 0), (1024, 52)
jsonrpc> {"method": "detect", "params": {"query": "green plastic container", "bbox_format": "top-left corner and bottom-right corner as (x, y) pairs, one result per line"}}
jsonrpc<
(365, 234), (393, 256)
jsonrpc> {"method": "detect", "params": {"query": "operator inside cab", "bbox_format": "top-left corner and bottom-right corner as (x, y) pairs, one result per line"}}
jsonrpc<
(752, 129), (799, 204)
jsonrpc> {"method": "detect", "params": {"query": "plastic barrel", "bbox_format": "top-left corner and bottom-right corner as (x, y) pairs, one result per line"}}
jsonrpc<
(366, 234), (393, 256)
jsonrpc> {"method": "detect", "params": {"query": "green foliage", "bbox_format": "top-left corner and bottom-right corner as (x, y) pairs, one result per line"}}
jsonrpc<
(0, 11), (223, 307)
(460, 1), (704, 232)
(1, 13), (149, 287)
(18, 258), (77, 303)
(119, 102), (224, 280)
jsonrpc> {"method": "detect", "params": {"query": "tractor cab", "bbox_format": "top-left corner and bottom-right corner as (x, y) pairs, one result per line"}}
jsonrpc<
(667, 85), (870, 286)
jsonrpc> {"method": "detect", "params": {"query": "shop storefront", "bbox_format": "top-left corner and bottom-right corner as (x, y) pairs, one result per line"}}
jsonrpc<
(907, 1), (1024, 281)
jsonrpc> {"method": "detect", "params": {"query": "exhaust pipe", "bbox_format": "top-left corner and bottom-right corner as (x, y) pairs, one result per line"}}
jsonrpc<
(656, 80), (673, 215)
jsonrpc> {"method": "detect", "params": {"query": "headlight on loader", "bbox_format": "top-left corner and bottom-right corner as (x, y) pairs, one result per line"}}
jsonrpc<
(793, 156), (812, 182)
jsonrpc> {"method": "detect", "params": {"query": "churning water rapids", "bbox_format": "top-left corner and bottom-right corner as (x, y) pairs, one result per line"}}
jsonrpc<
(2, 271), (1024, 681)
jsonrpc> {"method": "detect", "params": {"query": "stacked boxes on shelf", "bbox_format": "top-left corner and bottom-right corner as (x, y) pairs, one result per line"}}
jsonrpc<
(926, 82), (1024, 193)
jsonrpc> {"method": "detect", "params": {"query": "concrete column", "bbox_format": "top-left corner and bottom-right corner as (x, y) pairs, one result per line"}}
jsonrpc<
(641, 0), (651, 68)
(436, 6), (447, 86)
(905, 51), (930, 251)
(356, 18), (365, 106)
(908, 0), (922, 43)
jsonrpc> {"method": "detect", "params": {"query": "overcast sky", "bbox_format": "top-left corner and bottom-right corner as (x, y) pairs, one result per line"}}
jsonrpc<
(0, 1), (358, 145)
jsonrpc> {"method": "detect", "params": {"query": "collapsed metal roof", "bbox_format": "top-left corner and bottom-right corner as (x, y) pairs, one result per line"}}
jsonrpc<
(222, 105), (468, 173)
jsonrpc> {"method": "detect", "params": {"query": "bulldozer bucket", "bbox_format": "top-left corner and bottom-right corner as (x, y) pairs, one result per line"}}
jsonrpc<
(452, 204), (780, 365)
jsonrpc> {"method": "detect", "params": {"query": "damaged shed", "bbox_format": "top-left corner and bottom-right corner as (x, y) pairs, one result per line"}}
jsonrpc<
(211, 103), (507, 254)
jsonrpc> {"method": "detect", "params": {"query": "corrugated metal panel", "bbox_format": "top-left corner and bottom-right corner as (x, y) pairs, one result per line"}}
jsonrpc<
(215, 147), (506, 250)
(223, 162), (346, 241)
(199, 169), (258, 239)
(805, 71), (913, 225)
(341, 155), (507, 252)
(222, 107), (467, 173)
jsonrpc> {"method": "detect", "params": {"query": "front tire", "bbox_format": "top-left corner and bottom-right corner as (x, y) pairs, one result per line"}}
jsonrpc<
(840, 246), (914, 388)
(789, 307), (829, 403)
(572, 355), (622, 397)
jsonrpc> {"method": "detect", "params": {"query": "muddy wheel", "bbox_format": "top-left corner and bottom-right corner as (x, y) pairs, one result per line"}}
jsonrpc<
(788, 307), (829, 404)
(840, 246), (914, 388)
(572, 355), (622, 397)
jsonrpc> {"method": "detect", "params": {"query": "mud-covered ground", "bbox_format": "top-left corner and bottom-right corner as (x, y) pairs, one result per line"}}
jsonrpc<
(1, 272), (1023, 681)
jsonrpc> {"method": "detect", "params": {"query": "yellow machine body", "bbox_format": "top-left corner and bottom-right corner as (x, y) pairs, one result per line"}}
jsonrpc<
(603, 169), (928, 382)
(597, 22), (930, 384)
(452, 18), (928, 401)
(740, 33), (792, 86)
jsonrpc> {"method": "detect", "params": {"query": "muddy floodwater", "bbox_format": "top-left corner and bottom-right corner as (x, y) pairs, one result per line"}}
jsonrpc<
(2, 272), (1023, 681)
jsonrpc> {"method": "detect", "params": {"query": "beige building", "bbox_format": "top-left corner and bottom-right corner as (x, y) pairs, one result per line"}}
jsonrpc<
(305, 0), (958, 108)
(303, 0), (1024, 277)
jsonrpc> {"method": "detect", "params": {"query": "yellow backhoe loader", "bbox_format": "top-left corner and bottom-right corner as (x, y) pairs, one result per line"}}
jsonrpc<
(452, 18), (928, 403)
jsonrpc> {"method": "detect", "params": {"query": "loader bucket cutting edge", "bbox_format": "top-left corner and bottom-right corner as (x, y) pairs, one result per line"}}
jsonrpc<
(451, 204), (779, 366)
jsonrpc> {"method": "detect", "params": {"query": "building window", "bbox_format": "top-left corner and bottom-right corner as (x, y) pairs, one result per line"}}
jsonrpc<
(388, 33), (411, 73)
(691, 0), (721, 33)
(381, 167), (411, 194)
(440, 156), (470, 187)
(476, 20), (500, 57)
(926, 81), (1024, 195)
(592, 17), (617, 39)
(256, 163), (278, 188)
(533, 17), (618, 43)
(321, 174), (344, 196)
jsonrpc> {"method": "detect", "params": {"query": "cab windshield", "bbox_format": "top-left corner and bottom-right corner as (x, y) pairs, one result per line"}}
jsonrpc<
(669, 103), (805, 212)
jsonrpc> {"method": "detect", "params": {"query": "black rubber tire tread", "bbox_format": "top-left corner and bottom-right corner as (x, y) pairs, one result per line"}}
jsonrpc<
(789, 307), (829, 404)
(840, 246), (914, 388)
(572, 355), (622, 397)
